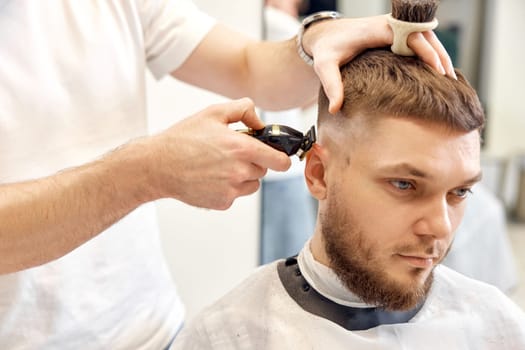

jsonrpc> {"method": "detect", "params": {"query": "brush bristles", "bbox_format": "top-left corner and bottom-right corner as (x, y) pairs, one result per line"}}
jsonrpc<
(391, 0), (439, 23)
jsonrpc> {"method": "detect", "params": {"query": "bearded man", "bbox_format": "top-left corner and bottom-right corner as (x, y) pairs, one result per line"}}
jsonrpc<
(171, 45), (525, 349)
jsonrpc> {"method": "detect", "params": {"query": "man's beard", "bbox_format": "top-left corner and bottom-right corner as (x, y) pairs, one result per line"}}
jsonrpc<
(321, 189), (446, 311)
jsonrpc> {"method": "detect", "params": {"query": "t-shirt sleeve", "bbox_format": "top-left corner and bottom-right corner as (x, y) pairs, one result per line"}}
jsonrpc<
(137, 0), (216, 79)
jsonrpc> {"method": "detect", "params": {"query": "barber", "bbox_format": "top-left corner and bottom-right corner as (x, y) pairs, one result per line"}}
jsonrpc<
(0, 1), (454, 349)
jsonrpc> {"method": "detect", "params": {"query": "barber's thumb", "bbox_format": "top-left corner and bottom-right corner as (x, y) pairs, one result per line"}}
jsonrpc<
(224, 98), (265, 129)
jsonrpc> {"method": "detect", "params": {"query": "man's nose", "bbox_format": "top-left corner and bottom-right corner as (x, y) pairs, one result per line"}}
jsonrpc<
(413, 197), (453, 239)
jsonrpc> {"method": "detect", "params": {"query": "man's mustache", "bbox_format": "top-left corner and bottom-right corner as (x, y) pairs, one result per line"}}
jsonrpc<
(394, 239), (447, 260)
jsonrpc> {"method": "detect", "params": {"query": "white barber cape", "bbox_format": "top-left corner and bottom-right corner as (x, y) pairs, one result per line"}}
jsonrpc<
(172, 242), (525, 349)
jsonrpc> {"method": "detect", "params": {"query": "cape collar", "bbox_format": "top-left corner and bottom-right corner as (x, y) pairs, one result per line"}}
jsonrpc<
(277, 256), (425, 331)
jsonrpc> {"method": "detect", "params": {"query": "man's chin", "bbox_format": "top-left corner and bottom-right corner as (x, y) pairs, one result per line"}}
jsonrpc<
(346, 269), (434, 311)
(384, 272), (433, 311)
(395, 265), (434, 286)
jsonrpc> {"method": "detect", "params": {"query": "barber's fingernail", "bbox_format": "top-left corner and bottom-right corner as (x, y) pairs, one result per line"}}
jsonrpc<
(328, 103), (335, 115)
(329, 101), (341, 115)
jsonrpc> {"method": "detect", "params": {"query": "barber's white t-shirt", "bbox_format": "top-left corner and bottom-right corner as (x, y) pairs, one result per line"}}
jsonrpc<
(0, 1), (214, 349)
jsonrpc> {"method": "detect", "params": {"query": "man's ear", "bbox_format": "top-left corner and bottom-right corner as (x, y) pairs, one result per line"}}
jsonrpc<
(304, 143), (328, 200)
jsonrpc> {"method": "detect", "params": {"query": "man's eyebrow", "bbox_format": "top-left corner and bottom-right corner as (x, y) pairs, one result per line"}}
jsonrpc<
(378, 163), (483, 185)
(462, 172), (483, 185)
(377, 163), (431, 179)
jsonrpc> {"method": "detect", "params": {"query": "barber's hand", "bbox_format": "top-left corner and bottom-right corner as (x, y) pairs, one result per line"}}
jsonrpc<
(150, 98), (291, 210)
(302, 14), (455, 114)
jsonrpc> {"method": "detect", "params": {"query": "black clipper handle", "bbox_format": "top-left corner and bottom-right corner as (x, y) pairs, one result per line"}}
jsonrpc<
(240, 124), (316, 160)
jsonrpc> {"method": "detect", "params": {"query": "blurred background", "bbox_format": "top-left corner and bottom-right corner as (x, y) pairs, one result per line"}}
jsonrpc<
(147, 0), (525, 321)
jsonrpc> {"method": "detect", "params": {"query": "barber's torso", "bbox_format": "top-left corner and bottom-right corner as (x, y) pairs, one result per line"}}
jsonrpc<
(0, 1), (214, 348)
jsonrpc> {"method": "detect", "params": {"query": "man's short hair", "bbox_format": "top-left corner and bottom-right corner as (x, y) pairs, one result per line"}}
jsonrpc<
(318, 49), (485, 133)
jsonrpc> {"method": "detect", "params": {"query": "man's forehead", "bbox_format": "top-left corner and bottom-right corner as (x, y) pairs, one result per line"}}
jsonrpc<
(352, 117), (481, 180)
(325, 114), (480, 168)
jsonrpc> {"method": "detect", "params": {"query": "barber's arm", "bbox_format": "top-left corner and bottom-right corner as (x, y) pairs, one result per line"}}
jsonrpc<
(0, 98), (288, 274)
(0, 12), (453, 274)
(171, 14), (454, 114)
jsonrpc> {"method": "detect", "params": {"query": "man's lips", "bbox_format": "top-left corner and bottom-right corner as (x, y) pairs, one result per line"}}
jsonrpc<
(397, 254), (438, 268)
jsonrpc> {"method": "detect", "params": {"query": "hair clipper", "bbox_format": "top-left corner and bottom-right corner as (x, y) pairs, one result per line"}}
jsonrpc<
(239, 124), (316, 160)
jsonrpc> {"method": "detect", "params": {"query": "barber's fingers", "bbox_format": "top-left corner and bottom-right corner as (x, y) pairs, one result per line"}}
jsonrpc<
(407, 32), (443, 74)
(192, 98), (291, 172)
(217, 97), (265, 130)
(224, 162), (265, 192)
(313, 57), (344, 115)
(217, 179), (263, 210)
(213, 166), (265, 209)
(234, 161), (268, 181)
(210, 98), (291, 172)
(237, 180), (262, 197)
(421, 31), (457, 79)
(236, 133), (291, 172)
(407, 31), (456, 79)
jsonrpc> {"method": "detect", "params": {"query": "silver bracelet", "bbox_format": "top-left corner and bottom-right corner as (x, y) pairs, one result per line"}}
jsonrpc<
(296, 11), (342, 66)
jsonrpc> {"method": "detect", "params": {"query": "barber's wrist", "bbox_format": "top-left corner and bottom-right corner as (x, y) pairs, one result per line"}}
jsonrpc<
(296, 11), (342, 66)
(109, 137), (165, 203)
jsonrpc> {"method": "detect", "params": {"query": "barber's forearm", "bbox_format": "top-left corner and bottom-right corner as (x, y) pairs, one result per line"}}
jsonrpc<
(244, 38), (320, 110)
(0, 140), (158, 274)
(171, 24), (319, 111)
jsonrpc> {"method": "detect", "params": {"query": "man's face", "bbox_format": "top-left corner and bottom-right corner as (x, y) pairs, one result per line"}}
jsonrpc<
(308, 115), (481, 310)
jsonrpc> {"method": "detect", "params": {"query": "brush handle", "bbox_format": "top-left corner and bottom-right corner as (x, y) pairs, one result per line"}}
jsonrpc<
(387, 14), (438, 56)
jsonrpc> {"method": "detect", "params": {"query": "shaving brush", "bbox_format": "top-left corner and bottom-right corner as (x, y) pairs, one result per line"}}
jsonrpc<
(391, 0), (439, 23)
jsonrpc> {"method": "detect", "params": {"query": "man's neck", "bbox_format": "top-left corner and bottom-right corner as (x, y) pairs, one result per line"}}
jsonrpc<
(298, 239), (374, 307)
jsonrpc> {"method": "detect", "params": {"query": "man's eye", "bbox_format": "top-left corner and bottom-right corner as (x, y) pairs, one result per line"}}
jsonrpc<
(452, 188), (473, 198)
(390, 180), (413, 191)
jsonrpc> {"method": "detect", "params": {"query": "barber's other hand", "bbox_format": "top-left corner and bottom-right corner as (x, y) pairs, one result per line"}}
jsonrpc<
(149, 98), (291, 210)
(302, 14), (455, 114)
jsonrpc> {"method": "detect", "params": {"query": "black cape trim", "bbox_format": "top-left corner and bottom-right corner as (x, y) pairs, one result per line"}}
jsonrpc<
(277, 256), (424, 331)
